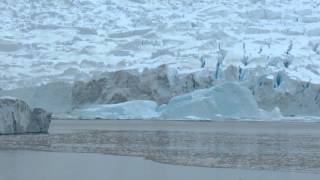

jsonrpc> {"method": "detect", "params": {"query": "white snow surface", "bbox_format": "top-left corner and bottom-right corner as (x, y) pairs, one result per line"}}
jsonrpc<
(1, 0), (320, 89)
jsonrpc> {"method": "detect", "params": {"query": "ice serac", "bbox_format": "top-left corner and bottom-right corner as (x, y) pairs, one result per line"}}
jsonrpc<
(250, 71), (320, 116)
(160, 82), (266, 119)
(72, 64), (214, 108)
(0, 97), (51, 134)
(221, 66), (320, 116)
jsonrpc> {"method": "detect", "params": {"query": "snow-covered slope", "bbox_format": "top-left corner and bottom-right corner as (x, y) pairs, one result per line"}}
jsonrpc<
(1, 0), (320, 89)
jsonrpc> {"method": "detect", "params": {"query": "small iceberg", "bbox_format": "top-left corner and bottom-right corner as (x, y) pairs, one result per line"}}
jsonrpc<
(71, 100), (159, 119)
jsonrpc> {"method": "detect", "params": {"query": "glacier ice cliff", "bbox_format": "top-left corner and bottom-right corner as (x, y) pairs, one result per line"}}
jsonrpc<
(0, 97), (51, 134)
(71, 82), (280, 120)
(1, 65), (319, 119)
(70, 65), (320, 118)
(72, 64), (213, 108)
(249, 71), (320, 116)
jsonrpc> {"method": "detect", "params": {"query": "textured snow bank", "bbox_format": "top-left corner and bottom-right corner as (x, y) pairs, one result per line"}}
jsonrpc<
(0, 97), (51, 134)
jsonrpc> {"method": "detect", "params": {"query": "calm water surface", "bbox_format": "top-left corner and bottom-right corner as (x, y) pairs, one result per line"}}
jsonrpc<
(1, 120), (320, 180)
(1, 150), (319, 180)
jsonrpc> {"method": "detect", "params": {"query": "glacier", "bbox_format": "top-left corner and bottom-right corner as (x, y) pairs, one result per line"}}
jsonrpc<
(1, 0), (320, 90)
(0, 0), (320, 120)
(71, 64), (213, 107)
(68, 65), (319, 118)
(2, 64), (320, 120)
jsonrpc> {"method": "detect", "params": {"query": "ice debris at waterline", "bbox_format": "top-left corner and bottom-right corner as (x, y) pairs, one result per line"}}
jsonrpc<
(0, 97), (51, 134)
(71, 100), (159, 119)
(70, 83), (281, 120)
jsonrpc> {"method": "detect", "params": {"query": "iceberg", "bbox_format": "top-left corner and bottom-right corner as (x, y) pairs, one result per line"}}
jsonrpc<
(0, 97), (51, 134)
(71, 100), (159, 119)
(160, 82), (270, 119)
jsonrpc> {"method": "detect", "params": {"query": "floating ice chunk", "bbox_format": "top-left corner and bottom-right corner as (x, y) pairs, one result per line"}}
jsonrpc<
(71, 100), (159, 119)
(160, 82), (268, 119)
